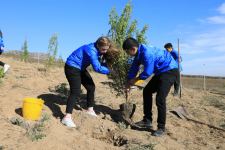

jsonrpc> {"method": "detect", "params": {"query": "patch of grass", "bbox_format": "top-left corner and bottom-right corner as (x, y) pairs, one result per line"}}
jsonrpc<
(10, 117), (25, 126)
(117, 122), (127, 130)
(219, 119), (225, 129)
(126, 143), (155, 150)
(220, 124), (225, 129)
(10, 114), (50, 141)
(210, 99), (225, 111)
(0, 145), (4, 150)
(15, 75), (27, 79)
(203, 95), (225, 111)
(0, 68), (4, 78)
(37, 67), (47, 72)
(40, 113), (50, 122)
(26, 123), (45, 141)
(49, 83), (70, 97)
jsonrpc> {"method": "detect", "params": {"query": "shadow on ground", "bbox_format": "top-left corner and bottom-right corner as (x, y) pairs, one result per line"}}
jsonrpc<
(37, 93), (122, 123)
(37, 93), (67, 119)
(15, 108), (22, 117)
(95, 104), (123, 123)
(37, 88), (129, 125)
(37, 93), (88, 119)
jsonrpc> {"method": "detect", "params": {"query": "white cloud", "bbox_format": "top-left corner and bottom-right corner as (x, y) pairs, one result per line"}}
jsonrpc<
(180, 43), (204, 55)
(207, 16), (225, 24)
(206, 3), (225, 24)
(181, 28), (225, 55)
(217, 3), (225, 14)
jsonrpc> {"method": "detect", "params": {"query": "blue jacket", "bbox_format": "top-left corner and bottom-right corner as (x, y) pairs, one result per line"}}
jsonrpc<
(0, 37), (4, 52)
(128, 44), (178, 80)
(170, 49), (182, 71)
(170, 49), (179, 61)
(66, 43), (110, 74)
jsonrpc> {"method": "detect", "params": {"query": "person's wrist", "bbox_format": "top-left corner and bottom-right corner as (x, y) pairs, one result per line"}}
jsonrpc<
(136, 76), (141, 80)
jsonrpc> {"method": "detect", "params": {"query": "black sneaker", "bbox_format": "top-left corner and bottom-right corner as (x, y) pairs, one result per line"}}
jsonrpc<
(173, 88), (180, 97)
(173, 91), (179, 97)
(135, 119), (152, 128)
(153, 128), (165, 137)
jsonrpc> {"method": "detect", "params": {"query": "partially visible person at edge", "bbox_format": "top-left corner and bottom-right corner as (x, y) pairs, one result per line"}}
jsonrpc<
(123, 37), (178, 136)
(0, 30), (10, 73)
(62, 36), (113, 128)
(164, 43), (182, 96)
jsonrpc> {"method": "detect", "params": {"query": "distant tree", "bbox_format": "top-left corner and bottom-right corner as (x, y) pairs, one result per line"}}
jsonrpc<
(21, 40), (29, 62)
(46, 33), (58, 67)
(107, 1), (149, 96)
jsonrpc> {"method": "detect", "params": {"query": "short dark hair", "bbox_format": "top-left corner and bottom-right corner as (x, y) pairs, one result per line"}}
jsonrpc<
(164, 43), (173, 49)
(122, 37), (139, 50)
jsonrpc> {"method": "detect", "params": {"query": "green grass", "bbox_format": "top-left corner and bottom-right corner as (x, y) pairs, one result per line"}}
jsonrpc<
(219, 119), (225, 129)
(49, 83), (69, 97)
(117, 122), (127, 130)
(126, 143), (155, 150)
(202, 95), (225, 112)
(10, 114), (50, 141)
(0, 145), (4, 150)
(0, 68), (4, 78)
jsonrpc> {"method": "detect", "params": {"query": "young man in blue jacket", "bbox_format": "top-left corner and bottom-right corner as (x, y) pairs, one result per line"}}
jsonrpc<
(0, 30), (10, 73)
(123, 37), (178, 136)
(164, 43), (182, 96)
(62, 36), (111, 127)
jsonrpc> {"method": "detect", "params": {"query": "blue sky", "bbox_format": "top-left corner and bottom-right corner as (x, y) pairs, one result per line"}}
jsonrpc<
(1, 0), (225, 76)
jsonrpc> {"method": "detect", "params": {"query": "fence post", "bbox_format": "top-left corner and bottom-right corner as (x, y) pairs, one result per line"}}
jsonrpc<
(177, 38), (182, 99)
(203, 64), (206, 91)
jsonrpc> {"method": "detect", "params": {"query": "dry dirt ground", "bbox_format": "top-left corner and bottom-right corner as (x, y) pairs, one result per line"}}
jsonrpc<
(0, 57), (225, 150)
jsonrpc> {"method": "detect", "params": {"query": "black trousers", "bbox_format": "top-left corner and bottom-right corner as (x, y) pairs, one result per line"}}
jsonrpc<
(65, 64), (95, 114)
(143, 69), (178, 129)
(0, 52), (5, 66)
(173, 70), (180, 94)
(0, 61), (4, 66)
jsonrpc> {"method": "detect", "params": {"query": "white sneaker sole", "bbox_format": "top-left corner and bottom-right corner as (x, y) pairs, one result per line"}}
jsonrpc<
(86, 111), (98, 117)
(61, 119), (76, 128)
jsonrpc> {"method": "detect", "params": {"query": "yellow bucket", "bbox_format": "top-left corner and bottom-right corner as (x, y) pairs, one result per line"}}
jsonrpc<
(22, 98), (44, 121)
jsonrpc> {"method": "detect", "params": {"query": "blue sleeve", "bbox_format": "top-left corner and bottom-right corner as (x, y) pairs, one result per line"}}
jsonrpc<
(0, 39), (4, 48)
(139, 53), (154, 80)
(171, 49), (183, 71)
(128, 58), (140, 80)
(171, 49), (179, 61)
(89, 51), (110, 75)
(0, 39), (4, 52)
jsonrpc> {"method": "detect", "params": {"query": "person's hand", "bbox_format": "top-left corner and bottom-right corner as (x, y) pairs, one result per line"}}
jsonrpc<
(129, 77), (139, 86)
(125, 77), (139, 92)
(179, 56), (182, 62)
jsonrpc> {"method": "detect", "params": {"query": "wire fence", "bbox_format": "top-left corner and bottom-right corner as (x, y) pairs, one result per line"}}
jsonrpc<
(181, 75), (225, 95)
